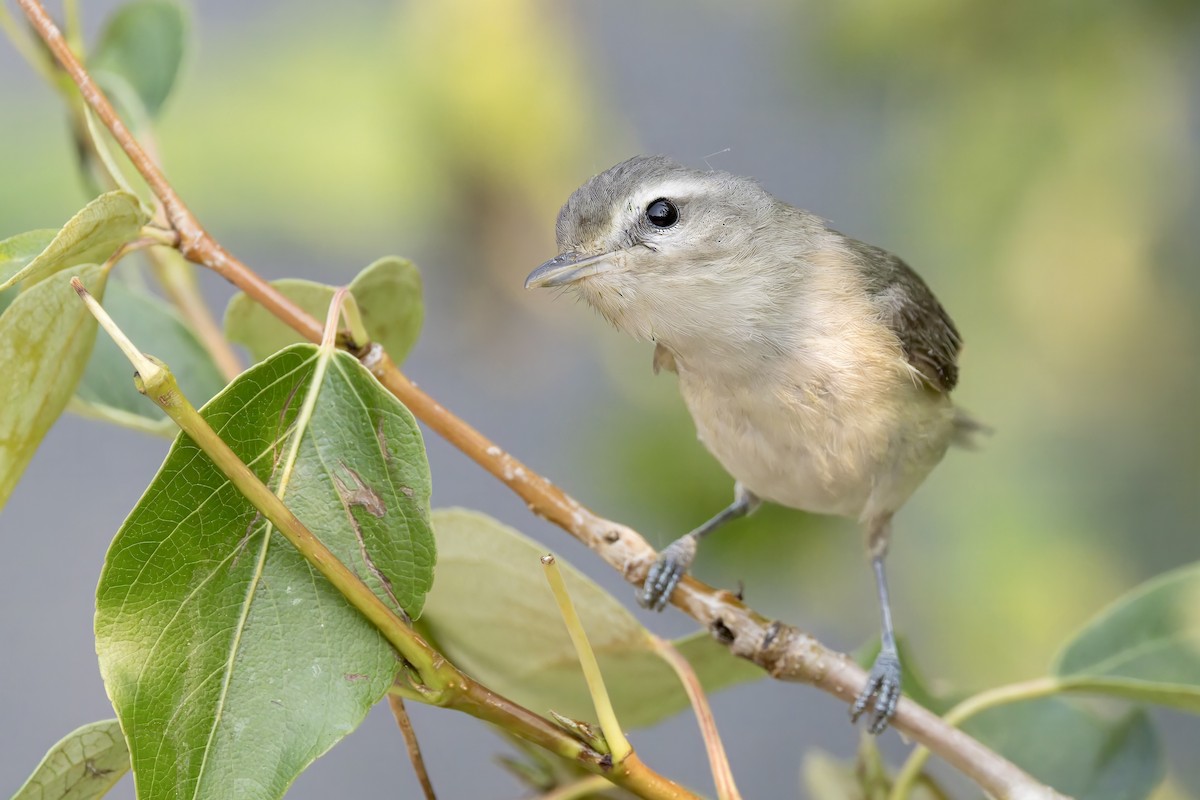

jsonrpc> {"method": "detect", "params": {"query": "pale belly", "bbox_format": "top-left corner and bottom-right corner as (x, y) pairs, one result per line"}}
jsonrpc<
(677, 369), (956, 521)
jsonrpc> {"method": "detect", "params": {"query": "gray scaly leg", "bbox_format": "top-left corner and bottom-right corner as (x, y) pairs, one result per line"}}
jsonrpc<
(638, 483), (760, 611)
(851, 514), (902, 734)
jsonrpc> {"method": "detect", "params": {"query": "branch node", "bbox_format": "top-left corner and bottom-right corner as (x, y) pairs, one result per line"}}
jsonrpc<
(709, 618), (735, 645)
(361, 342), (385, 370)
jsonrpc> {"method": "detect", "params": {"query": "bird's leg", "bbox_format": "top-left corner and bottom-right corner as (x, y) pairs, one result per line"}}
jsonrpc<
(638, 482), (760, 612)
(851, 514), (902, 734)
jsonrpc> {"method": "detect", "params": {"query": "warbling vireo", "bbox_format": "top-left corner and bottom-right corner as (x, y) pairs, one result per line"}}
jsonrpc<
(525, 155), (979, 733)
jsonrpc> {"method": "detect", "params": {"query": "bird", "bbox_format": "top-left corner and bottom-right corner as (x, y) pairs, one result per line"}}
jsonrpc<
(524, 154), (977, 733)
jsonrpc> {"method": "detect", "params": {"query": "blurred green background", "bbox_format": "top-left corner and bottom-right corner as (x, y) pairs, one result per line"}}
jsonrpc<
(1, 0), (1198, 797)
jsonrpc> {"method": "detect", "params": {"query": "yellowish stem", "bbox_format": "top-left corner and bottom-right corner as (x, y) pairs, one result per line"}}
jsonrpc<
(889, 676), (1062, 800)
(71, 276), (157, 378)
(541, 554), (631, 762)
(340, 292), (369, 348)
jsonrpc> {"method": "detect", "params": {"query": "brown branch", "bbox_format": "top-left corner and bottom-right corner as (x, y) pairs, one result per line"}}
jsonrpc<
(16, 3), (1065, 797)
(387, 694), (438, 800)
(16, 0), (322, 342)
(23, 0), (243, 381)
(449, 680), (697, 800)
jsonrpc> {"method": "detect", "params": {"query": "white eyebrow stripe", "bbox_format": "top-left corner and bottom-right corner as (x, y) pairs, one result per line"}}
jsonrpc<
(611, 176), (713, 236)
(629, 176), (711, 208)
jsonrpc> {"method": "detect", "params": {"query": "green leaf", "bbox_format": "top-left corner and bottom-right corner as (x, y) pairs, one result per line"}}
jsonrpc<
(90, 0), (187, 118)
(350, 257), (423, 364)
(803, 751), (871, 800)
(420, 508), (763, 729)
(72, 279), (226, 435)
(95, 344), (434, 800)
(801, 753), (868, 800)
(224, 256), (423, 364)
(10, 719), (130, 800)
(224, 276), (328, 359)
(0, 229), (58, 287)
(1052, 563), (1200, 713)
(0, 265), (108, 509)
(964, 699), (1164, 800)
(803, 744), (948, 800)
(0, 194), (147, 292)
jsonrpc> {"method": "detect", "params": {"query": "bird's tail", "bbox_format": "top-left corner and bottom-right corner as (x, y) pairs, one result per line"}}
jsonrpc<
(951, 408), (992, 450)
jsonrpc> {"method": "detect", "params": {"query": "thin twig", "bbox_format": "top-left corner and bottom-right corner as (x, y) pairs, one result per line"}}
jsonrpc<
(11, 0), (244, 381)
(650, 636), (741, 800)
(387, 694), (438, 800)
(17, 3), (1063, 797)
(15, 0), (320, 340)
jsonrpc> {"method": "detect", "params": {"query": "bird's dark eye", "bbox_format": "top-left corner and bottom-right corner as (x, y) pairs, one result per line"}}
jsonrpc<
(645, 198), (678, 228)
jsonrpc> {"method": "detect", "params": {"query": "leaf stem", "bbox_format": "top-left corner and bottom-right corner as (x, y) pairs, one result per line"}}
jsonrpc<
(888, 676), (1062, 800)
(650, 636), (742, 800)
(274, 288), (344, 496)
(322, 288), (347, 350)
(70, 275), (157, 379)
(541, 554), (631, 762)
(340, 292), (370, 349)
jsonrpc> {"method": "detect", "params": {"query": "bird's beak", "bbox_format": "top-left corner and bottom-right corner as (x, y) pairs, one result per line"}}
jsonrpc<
(524, 251), (615, 289)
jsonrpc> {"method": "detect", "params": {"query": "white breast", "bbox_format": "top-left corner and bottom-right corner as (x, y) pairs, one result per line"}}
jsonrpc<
(674, 336), (956, 523)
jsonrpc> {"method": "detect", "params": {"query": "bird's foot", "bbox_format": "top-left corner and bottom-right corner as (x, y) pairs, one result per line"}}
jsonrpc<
(637, 536), (697, 612)
(850, 647), (902, 735)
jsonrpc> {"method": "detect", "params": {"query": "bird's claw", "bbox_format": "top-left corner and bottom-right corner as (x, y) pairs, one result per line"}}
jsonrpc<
(850, 648), (902, 734)
(637, 538), (696, 612)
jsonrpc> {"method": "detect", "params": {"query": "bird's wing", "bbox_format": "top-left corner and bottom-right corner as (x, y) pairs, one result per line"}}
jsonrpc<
(846, 238), (962, 393)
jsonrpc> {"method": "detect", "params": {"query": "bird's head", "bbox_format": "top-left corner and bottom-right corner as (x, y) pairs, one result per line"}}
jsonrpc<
(525, 155), (821, 348)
